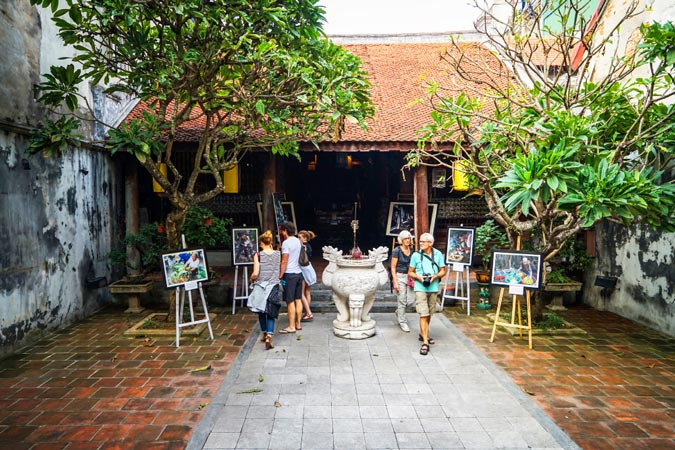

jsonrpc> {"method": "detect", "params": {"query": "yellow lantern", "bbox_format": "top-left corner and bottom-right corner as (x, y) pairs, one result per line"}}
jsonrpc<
(222, 164), (239, 193)
(452, 159), (469, 192)
(152, 163), (168, 193)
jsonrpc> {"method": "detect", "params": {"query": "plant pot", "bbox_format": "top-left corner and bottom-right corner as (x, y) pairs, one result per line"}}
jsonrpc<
(475, 270), (491, 284)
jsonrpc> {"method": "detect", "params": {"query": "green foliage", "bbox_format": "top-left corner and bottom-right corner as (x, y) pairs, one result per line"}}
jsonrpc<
(27, 117), (81, 157)
(536, 313), (566, 331)
(28, 0), (373, 245)
(110, 224), (168, 274)
(546, 269), (570, 283)
(182, 205), (233, 248)
(474, 220), (509, 270)
(411, 9), (675, 260)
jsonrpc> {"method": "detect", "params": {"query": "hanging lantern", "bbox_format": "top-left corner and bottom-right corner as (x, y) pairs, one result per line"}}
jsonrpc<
(452, 160), (469, 191)
(222, 164), (239, 193)
(152, 163), (168, 193)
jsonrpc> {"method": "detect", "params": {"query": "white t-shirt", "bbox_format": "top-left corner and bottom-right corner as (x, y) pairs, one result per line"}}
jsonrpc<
(281, 236), (302, 274)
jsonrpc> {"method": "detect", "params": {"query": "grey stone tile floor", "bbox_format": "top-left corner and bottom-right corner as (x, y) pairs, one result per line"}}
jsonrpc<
(187, 312), (580, 450)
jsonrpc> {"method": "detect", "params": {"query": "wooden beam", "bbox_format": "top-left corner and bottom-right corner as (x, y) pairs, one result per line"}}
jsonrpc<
(414, 166), (428, 248)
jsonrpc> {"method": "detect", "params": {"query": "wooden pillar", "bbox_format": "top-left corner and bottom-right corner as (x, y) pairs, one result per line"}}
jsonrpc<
(414, 165), (429, 247)
(124, 158), (140, 277)
(262, 155), (277, 242)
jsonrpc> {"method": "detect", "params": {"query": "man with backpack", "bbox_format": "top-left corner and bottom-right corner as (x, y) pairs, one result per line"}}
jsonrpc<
(408, 232), (447, 355)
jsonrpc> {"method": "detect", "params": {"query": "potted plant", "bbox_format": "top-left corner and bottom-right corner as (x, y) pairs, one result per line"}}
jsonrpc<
(473, 219), (509, 283)
(109, 223), (169, 312)
(182, 205), (233, 249)
(544, 238), (594, 309)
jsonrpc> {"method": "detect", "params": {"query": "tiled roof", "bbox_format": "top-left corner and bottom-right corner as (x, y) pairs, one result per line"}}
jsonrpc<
(123, 42), (511, 147)
(333, 42), (507, 145)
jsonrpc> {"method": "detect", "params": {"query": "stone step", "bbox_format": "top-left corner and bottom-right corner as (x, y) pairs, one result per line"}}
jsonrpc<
(309, 287), (398, 313)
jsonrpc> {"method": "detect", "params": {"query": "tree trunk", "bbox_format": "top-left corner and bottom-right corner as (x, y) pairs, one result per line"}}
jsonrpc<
(165, 207), (189, 321)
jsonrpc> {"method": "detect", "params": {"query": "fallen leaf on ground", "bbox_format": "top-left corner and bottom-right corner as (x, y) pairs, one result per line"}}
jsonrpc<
(198, 403), (208, 409)
(190, 365), (212, 373)
(237, 388), (263, 394)
(274, 401), (281, 407)
(521, 387), (535, 396)
(258, 375), (265, 382)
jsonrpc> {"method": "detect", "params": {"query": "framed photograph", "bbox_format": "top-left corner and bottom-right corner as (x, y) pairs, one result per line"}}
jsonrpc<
(490, 250), (542, 290)
(446, 227), (475, 266)
(257, 201), (296, 229)
(232, 228), (259, 266)
(161, 248), (209, 289)
(385, 202), (438, 237)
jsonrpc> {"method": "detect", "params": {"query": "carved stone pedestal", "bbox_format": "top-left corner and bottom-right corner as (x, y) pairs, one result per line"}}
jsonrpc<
(322, 246), (389, 340)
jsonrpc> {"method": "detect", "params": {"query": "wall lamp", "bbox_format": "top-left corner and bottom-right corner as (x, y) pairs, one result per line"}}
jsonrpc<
(594, 275), (618, 299)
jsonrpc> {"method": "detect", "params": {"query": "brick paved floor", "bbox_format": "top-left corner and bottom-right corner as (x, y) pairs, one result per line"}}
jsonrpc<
(443, 302), (675, 450)
(0, 305), (257, 450)
(1, 290), (674, 449)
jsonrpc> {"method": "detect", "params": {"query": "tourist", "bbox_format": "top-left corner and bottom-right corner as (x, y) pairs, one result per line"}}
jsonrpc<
(247, 230), (281, 349)
(390, 230), (415, 332)
(278, 221), (304, 333)
(408, 232), (447, 355)
(298, 230), (317, 322)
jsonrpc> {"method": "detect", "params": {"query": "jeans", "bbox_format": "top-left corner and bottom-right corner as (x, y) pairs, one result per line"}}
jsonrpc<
(395, 273), (415, 324)
(258, 312), (275, 335)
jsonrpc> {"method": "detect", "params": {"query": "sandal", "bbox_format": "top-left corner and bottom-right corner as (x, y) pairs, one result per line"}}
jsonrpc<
(279, 328), (296, 334)
(418, 334), (435, 345)
(419, 344), (430, 355)
(301, 314), (314, 322)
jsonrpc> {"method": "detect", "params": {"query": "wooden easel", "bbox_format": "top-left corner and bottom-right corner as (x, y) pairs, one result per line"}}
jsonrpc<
(174, 236), (214, 348)
(488, 236), (533, 349)
(232, 265), (249, 314)
(441, 264), (470, 315)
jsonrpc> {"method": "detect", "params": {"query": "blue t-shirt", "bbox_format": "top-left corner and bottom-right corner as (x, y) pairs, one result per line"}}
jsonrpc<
(409, 248), (446, 292)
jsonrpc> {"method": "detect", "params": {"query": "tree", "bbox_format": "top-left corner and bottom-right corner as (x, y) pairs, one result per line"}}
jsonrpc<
(409, 0), (675, 266)
(28, 0), (373, 248)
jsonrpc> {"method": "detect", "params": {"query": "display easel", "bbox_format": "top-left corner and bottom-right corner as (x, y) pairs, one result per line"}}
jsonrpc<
(231, 265), (249, 314)
(174, 236), (214, 348)
(489, 287), (533, 349)
(488, 236), (533, 349)
(441, 264), (470, 315)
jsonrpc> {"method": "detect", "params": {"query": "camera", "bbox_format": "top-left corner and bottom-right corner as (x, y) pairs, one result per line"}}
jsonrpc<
(422, 275), (432, 287)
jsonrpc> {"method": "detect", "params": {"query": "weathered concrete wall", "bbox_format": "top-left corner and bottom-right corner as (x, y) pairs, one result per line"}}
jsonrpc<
(0, 2), (121, 356)
(585, 223), (675, 336)
(582, 0), (675, 337)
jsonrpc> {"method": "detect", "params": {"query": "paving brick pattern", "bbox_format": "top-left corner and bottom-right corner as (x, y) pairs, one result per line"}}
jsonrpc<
(1, 280), (674, 449)
(444, 304), (675, 450)
(0, 307), (257, 450)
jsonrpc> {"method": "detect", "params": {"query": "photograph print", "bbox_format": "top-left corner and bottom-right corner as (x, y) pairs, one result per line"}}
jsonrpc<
(161, 248), (209, 289)
(490, 250), (542, 289)
(386, 202), (438, 237)
(232, 227), (259, 266)
(257, 201), (296, 230)
(445, 227), (475, 266)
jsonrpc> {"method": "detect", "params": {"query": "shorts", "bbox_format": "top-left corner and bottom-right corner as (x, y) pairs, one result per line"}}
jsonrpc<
(282, 273), (303, 303)
(415, 291), (439, 317)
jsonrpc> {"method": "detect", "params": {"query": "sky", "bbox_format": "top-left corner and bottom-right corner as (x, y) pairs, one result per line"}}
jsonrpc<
(317, 0), (481, 35)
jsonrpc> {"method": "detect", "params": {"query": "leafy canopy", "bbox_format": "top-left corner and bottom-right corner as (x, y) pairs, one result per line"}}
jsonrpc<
(409, 0), (675, 260)
(28, 0), (373, 244)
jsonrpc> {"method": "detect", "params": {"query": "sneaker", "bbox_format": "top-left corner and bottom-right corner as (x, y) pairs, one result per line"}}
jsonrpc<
(400, 323), (410, 333)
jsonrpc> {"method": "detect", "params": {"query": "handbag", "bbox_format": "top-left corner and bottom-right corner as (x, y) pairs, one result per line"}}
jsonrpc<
(406, 275), (414, 287)
(265, 284), (282, 319)
(299, 244), (310, 267)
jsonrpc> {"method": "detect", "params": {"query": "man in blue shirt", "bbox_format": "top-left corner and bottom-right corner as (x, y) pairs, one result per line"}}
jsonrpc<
(408, 232), (446, 355)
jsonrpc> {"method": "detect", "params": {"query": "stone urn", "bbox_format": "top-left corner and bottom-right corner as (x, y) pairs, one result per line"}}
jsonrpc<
(322, 246), (389, 339)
